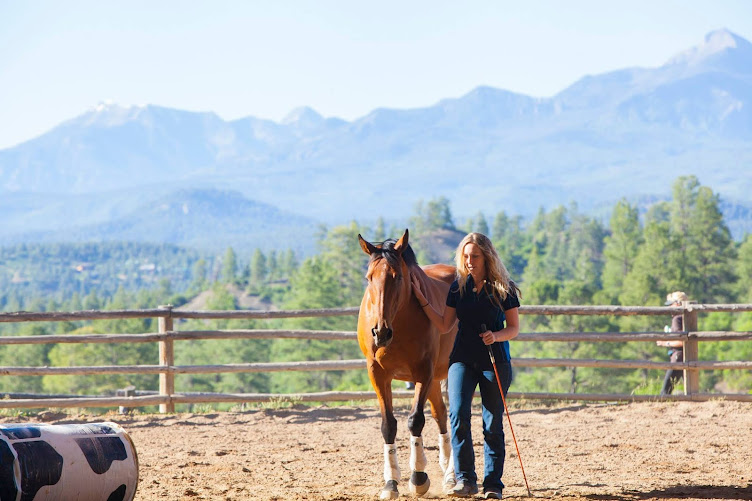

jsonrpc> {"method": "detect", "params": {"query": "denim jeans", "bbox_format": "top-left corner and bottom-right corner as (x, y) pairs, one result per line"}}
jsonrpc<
(447, 360), (512, 491)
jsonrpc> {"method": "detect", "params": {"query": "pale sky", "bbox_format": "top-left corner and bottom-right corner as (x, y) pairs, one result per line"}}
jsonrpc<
(1, 0), (751, 149)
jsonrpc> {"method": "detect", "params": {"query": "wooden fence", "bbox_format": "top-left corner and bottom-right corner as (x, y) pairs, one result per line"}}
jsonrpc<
(1, 302), (751, 413)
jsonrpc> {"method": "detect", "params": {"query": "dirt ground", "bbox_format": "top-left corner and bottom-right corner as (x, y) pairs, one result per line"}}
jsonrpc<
(4, 400), (752, 500)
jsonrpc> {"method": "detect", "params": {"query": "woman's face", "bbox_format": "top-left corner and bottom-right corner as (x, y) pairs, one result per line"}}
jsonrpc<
(463, 242), (486, 277)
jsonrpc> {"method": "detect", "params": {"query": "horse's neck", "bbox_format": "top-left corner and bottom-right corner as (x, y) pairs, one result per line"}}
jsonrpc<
(409, 263), (451, 307)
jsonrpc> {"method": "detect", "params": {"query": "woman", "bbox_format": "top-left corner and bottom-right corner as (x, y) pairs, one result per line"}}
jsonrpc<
(657, 290), (688, 395)
(412, 232), (520, 499)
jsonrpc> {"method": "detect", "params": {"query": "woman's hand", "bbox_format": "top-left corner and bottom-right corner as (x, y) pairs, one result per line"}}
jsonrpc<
(410, 273), (428, 306)
(480, 329), (496, 345)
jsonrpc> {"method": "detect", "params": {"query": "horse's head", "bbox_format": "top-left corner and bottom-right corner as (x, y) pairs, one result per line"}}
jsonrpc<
(358, 229), (416, 349)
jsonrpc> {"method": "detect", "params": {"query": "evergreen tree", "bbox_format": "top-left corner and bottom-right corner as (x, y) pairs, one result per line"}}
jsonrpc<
(599, 200), (642, 303)
(267, 250), (278, 282)
(281, 249), (299, 277)
(271, 254), (363, 393)
(374, 217), (387, 241)
(670, 176), (736, 302)
(473, 211), (489, 235)
(409, 196), (455, 234)
(221, 247), (238, 284)
(191, 259), (208, 291)
(250, 249), (268, 286)
(735, 234), (752, 301)
(491, 211), (528, 279)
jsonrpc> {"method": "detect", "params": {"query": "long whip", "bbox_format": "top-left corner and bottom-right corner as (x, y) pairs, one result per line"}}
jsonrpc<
(482, 324), (532, 497)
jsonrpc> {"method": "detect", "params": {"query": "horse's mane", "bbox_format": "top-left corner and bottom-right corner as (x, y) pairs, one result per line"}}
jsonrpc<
(372, 238), (418, 269)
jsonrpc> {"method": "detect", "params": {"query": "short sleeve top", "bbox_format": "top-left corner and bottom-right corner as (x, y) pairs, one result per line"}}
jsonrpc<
(446, 274), (520, 370)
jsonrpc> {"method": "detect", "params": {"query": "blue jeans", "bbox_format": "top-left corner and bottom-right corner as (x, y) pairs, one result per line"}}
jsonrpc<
(447, 360), (512, 491)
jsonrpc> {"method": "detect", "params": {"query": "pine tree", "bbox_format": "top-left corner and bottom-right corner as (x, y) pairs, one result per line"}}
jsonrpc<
(250, 249), (267, 287)
(474, 211), (489, 235)
(670, 176), (736, 302)
(599, 200), (642, 303)
(191, 259), (208, 292)
(735, 234), (752, 301)
(221, 247), (237, 284)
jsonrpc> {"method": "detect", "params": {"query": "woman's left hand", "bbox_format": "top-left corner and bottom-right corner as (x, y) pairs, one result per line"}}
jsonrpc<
(480, 329), (496, 345)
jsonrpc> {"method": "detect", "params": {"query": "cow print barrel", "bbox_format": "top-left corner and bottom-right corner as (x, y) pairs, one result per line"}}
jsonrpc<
(0, 422), (138, 501)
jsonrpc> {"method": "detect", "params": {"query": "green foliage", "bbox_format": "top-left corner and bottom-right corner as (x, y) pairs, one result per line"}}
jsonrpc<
(410, 197), (455, 234)
(599, 199), (642, 304)
(0, 242), (203, 304)
(269, 223), (368, 393)
(1, 176), (751, 400)
(221, 247), (238, 284)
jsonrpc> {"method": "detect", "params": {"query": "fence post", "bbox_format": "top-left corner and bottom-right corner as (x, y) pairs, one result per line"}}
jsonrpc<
(682, 301), (699, 395)
(158, 305), (175, 413)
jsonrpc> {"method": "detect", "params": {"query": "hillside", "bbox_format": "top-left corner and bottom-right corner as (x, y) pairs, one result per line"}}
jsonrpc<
(2, 189), (318, 254)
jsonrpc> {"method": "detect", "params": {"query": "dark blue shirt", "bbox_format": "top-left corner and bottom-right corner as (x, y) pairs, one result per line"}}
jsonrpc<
(446, 274), (520, 370)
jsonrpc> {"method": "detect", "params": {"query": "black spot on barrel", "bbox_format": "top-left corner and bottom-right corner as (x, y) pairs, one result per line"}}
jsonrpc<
(107, 484), (127, 501)
(75, 437), (128, 474)
(1, 426), (42, 440)
(13, 441), (63, 501)
(0, 439), (20, 501)
(77, 423), (117, 435)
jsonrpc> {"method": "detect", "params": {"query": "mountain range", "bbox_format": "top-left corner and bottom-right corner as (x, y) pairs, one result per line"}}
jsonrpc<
(1, 28), (751, 252)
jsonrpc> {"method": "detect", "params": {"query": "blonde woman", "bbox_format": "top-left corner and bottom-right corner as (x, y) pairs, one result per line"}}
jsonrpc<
(412, 232), (520, 499)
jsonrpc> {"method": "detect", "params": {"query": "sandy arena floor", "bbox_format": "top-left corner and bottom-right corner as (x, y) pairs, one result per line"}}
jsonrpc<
(3, 400), (751, 500)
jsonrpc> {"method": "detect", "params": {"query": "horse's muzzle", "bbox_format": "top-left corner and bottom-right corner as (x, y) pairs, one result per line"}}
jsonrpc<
(372, 326), (393, 348)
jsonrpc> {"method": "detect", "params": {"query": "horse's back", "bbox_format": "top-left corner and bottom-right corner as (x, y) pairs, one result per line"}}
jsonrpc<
(422, 263), (456, 287)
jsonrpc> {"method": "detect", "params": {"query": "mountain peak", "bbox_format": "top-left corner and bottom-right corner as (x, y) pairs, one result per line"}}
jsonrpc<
(666, 28), (752, 67)
(281, 106), (323, 125)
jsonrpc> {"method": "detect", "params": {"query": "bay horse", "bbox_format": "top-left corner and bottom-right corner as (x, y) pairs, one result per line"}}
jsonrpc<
(357, 229), (458, 499)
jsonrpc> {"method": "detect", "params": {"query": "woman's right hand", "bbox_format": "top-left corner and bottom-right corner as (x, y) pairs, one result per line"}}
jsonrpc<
(410, 273), (428, 306)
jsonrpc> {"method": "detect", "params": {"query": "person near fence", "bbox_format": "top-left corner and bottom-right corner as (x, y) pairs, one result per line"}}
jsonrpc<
(411, 232), (520, 499)
(657, 290), (688, 396)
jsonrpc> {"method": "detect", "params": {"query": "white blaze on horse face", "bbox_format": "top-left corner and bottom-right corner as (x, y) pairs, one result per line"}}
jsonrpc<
(384, 443), (400, 482)
(367, 260), (404, 340)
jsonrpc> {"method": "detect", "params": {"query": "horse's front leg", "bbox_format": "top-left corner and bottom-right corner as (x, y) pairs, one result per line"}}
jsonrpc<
(427, 378), (456, 492)
(368, 363), (400, 500)
(407, 373), (432, 495)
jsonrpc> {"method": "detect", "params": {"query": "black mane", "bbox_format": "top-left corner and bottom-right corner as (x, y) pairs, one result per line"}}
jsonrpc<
(372, 238), (418, 269)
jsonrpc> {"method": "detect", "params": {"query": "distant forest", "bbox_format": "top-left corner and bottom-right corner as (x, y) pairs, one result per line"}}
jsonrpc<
(1, 175), (751, 404)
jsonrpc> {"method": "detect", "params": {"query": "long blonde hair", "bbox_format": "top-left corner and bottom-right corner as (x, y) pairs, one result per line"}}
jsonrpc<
(454, 232), (520, 307)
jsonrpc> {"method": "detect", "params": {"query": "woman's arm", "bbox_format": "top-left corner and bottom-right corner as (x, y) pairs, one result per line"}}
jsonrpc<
(411, 274), (457, 333)
(480, 307), (519, 345)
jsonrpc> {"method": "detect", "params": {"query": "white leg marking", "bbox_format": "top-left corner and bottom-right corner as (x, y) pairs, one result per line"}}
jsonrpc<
(383, 443), (400, 482)
(409, 436), (428, 472)
(438, 432), (451, 472)
(439, 432), (456, 488)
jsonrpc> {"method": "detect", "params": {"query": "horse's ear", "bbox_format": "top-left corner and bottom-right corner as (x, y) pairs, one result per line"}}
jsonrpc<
(393, 229), (409, 255)
(358, 234), (379, 255)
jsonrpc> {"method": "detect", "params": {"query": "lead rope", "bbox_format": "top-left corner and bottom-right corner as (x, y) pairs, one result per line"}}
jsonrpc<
(482, 324), (532, 497)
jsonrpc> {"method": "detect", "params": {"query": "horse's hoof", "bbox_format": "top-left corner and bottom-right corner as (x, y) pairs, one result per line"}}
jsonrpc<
(380, 479), (399, 500)
(443, 478), (457, 494)
(409, 471), (430, 496)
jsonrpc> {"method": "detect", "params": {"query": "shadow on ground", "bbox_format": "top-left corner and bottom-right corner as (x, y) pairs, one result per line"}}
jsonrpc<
(584, 483), (752, 500)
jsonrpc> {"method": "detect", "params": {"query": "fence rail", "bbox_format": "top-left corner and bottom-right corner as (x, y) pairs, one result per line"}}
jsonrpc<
(1, 302), (751, 412)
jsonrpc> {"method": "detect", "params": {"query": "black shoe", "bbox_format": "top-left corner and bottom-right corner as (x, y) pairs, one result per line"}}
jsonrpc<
(483, 487), (502, 499)
(449, 482), (479, 498)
